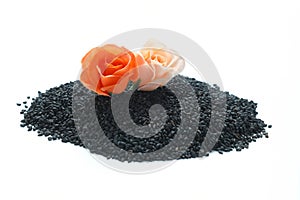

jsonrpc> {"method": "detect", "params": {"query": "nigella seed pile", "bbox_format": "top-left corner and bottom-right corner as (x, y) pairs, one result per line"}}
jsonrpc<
(18, 75), (271, 162)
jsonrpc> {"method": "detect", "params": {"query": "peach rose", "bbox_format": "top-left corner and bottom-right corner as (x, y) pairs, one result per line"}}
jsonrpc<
(80, 44), (138, 96)
(135, 45), (185, 91)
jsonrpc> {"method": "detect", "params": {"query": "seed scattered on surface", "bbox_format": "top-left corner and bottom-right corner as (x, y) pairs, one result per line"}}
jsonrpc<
(18, 75), (271, 162)
(17, 103), (21, 106)
(23, 101), (27, 104)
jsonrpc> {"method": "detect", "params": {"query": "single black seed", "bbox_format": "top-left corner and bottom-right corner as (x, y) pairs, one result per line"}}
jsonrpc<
(27, 96), (30, 99)
(268, 125), (272, 128)
(17, 103), (21, 106)
(23, 101), (27, 104)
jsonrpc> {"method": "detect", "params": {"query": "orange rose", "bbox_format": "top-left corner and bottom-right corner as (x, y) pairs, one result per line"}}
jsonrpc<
(135, 46), (185, 91)
(80, 44), (138, 96)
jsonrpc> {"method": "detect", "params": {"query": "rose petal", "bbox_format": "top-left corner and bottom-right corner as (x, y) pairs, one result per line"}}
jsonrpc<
(136, 64), (156, 86)
(80, 67), (98, 91)
(103, 64), (123, 75)
(103, 44), (126, 55)
(135, 53), (146, 66)
(81, 47), (98, 66)
(101, 73), (131, 94)
(103, 49), (134, 76)
(138, 82), (161, 91)
(144, 39), (167, 49)
(95, 88), (110, 96)
(168, 55), (185, 72)
(134, 53), (156, 85)
(151, 60), (171, 78)
(111, 53), (134, 76)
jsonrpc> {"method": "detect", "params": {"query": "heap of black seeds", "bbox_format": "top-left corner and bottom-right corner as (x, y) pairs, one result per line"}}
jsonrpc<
(18, 75), (271, 162)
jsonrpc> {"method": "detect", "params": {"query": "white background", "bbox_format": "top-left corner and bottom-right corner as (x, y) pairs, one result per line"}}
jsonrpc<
(0, 0), (299, 200)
